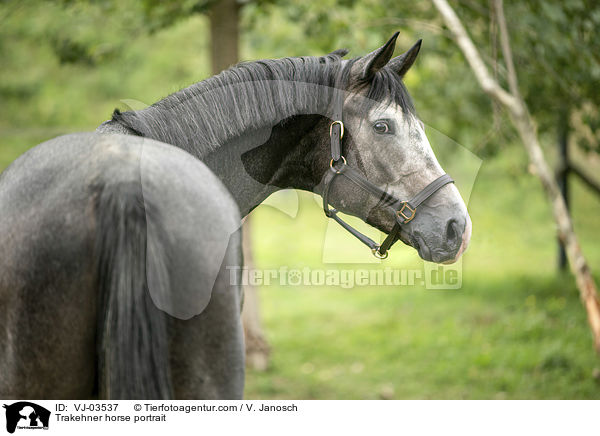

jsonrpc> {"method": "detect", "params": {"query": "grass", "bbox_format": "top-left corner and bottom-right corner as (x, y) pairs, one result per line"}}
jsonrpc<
(246, 277), (600, 399)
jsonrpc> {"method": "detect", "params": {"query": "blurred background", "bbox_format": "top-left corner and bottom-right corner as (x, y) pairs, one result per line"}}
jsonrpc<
(1, 0), (600, 398)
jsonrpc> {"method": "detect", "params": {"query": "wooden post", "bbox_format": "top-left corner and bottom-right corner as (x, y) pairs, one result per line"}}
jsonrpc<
(557, 111), (569, 271)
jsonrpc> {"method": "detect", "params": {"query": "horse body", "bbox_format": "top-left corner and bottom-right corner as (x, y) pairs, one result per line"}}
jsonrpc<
(0, 34), (472, 399)
(0, 133), (244, 398)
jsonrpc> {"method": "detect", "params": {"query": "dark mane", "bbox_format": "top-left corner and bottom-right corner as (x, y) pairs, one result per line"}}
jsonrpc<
(112, 53), (416, 157)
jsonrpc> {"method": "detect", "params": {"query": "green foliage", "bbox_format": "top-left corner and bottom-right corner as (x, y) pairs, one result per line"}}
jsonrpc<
(0, 1), (211, 129)
(439, 1), (600, 154)
(140, 0), (215, 32)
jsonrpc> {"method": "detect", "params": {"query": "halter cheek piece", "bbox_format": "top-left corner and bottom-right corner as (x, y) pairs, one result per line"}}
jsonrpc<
(321, 105), (454, 259)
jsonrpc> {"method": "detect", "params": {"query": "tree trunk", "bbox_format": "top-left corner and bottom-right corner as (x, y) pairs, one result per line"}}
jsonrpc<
(557, 111), (569, 271)
(209, 0), (270, 369)
(432, 0), (600, 353)
(209, 0), (240, 75)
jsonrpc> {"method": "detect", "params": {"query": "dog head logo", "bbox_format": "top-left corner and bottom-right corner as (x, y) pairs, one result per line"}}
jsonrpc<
(3, 402), (50, 434)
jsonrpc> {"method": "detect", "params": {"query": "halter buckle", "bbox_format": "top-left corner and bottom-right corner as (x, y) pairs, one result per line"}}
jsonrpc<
(397, 202), (416, 223)
(371, 247), (389, 259)
(329, 120), (344, 139)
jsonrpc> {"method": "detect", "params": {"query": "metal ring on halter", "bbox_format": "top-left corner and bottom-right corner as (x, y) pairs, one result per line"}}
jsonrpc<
(329, 155), (347, 174)
(329, 120), (344, 139)
(371, 247), (389, 259)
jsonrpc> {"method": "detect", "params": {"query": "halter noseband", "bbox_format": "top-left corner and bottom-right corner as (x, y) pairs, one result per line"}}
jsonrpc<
(321, 87), (454, 259)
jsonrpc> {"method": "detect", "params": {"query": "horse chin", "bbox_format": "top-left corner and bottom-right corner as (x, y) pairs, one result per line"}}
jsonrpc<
(409, 233), (434, 262)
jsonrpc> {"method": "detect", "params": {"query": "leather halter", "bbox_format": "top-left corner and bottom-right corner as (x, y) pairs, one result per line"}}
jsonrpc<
(321, 90), (454, 259)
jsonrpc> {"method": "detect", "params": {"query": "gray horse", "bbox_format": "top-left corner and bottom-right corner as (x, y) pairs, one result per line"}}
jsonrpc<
(0, 33), (471, 399)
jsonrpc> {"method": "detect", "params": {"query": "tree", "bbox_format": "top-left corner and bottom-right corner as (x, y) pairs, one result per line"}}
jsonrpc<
(209, 0), (240, 74)
(431, 0), (600, 353)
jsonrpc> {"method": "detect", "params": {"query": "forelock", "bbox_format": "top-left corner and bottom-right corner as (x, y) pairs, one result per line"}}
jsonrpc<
(346, 60), (417, 124)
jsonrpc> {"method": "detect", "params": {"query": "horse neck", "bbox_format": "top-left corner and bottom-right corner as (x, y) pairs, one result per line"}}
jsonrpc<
(99, 110), (331, 218)
(201, 114), (329, 216)
(104, 64), (344, 215)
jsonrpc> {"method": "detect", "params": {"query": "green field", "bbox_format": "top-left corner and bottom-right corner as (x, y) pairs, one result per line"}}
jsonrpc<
(242, 149), (600, 399)
(2, 132), (598, 399)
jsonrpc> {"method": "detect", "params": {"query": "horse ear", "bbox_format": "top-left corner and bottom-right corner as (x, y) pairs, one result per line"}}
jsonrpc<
(353, 32), (399, 80)
(388, 39), (422, 77)
(329, 48), (349, 58)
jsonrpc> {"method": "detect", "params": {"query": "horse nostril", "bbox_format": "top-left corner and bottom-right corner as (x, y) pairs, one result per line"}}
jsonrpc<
(445, 219), (461, 251)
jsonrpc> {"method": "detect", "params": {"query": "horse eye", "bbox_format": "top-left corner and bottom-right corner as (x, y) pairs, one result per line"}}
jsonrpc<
(373, 121), (391, 134)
